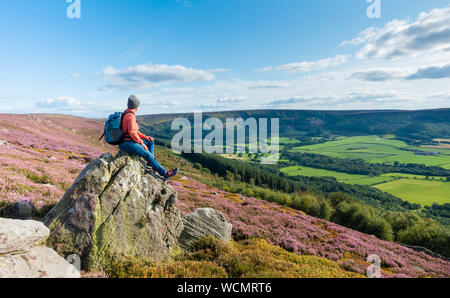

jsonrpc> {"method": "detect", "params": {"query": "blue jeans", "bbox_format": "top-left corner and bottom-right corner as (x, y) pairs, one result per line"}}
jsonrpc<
(119, 139), (167, 176)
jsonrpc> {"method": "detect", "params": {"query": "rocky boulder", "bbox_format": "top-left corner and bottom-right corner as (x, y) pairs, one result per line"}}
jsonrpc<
(12, 201), (34, 219)
(0, 201), (34, 220)
(43, 153), (184, 271)
(0, 218), (49, 254)
(0, 218), (80, 278)
(179, 208), (232, 250)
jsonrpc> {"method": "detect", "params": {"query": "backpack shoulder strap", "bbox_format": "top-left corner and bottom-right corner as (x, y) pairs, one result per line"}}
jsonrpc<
(121, 111), (133, 139)
(120, 111), (133, 124)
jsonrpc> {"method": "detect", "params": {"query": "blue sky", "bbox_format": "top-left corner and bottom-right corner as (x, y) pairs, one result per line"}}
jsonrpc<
(0, 0), (449, 117)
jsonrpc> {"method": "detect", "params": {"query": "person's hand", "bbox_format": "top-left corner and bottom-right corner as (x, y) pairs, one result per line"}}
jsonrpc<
(147, 136), (154, 142)
(142, 144), (149, 151)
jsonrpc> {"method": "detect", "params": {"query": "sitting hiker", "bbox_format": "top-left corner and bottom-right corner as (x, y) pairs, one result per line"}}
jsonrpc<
(119, 95), (179, 180)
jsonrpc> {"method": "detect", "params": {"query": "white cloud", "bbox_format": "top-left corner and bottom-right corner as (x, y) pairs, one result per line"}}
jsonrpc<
(0, 97), (25, 113)
(256, 55), (350, 73)
(266, 96), (320, 107)
(350, 63), (450, 81)
(109, 65), (449, 114)
(36, 97), (83, 109)
(196, 96), (245, 110)
(102, 63), (216, 90)
(350, 68), (407, 81)
(345, 92), (402, 103)
(217, 97), (244, 104)
(142, 99), (180, 109)
(34, 97), (122, 116)
(340, 27), (381, 47)
(406, 64), (450, 80)
(160, 101), (180, 109)
(266, 92), (408, 108)
(248, 82), (292, 89)
(342, 6), (450, 59)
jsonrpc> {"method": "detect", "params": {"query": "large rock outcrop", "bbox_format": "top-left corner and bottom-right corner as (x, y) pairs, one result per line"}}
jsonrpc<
(179, 208), (232, 250)
(0, 218), (80, 278)
(43, 153), (184, 270)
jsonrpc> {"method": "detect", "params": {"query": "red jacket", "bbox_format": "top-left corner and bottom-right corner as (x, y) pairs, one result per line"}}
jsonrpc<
(121, 109), (149, 145)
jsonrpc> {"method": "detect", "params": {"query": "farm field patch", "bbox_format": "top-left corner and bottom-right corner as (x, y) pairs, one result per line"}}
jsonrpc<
(382, 173), (447, 181)
(374, 179), (450, 206)
(291, 135), (450, 167)
(280, 165), (395, 186)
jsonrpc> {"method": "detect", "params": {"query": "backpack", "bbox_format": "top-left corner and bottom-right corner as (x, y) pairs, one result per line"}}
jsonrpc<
(99, 111), (132, 145)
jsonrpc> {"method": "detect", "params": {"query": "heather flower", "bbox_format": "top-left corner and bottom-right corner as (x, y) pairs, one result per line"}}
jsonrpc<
(172, 176), (450, 278)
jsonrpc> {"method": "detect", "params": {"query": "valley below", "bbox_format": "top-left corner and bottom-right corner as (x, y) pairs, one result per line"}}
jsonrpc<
(281, 135), (450, 206)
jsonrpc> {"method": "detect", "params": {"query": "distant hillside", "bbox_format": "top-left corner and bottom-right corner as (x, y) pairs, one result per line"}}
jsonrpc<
(137, 109), (450, 144)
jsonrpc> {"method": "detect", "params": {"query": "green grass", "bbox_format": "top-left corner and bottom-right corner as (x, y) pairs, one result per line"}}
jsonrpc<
(374, 179), (450, 206)
(276, 137), (301, 145)
(370, 154), (450, 166)
(291, 135), (450, 167)
(406, 146), (450, 155)
(105, 237), (362, 278)
(279, 163), (450, 206)
(280, 165), (395, 186)
(382, 173), (447, 181)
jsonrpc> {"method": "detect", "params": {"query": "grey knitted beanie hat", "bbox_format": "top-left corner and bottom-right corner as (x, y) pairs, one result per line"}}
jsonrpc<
(128, 95), (140, 109)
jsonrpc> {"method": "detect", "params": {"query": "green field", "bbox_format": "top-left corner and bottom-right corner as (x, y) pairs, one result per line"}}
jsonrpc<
(280, 166), (450, 205)
(382, 173), (447, 181)
(226, 135), (450, 206)
(276, 137), (301, 145)
(442, 164), (450, 169)
(280, 165), (394, 186)
(291, 135), (450, 167)
(285, 136), (450, 206)
(375, 179), (450, 206)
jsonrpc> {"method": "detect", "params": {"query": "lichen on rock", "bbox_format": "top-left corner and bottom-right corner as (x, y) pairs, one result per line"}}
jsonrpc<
(43, 152), (183, 270)
(179, 208), (232, 251)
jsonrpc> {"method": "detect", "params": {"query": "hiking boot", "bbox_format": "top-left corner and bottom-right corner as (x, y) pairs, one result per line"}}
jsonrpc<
(164, 168), (179, 181)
